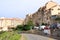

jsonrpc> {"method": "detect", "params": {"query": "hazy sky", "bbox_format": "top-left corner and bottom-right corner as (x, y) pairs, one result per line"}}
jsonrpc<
(0, 0), (60, 18)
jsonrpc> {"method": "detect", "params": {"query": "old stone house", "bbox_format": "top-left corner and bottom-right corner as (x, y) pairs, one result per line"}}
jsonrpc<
(24, 1), (60, 26)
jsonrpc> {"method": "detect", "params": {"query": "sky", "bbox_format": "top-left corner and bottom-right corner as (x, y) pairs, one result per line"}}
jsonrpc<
(0, 0), (60, 19)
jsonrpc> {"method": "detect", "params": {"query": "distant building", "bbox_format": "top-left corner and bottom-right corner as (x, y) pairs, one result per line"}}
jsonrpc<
(0, 17), (24, 31)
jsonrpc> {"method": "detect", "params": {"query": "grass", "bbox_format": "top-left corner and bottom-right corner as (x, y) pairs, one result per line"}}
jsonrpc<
(0, 31), (21, 40)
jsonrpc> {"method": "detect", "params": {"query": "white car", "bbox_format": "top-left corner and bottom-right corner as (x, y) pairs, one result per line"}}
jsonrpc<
(34, 26), (39, 30)
(39, 25), (46, 30)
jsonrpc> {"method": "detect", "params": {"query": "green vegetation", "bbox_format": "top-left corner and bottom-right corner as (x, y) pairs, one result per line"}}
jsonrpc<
(15, 19), (34, 31)
(24, 19), (34, 30)
(0, 31), (21, 40)
(15, 25), (31, 31)
(23, 25), (31, 31)
(16, 25), (23, 31)
(27, 19), (34, 26)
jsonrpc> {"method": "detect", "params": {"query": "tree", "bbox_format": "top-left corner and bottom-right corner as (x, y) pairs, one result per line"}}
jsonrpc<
(27, 19), (34, 26)
(24, 19), (34, 30)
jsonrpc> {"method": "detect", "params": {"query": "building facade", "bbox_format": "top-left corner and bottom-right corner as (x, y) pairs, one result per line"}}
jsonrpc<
(45, 1), (60, 24)
(24, 1), (60, 26)
(0, 17), (24, 31)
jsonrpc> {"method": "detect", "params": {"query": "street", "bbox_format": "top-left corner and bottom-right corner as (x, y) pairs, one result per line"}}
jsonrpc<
(21, 33), (57, 40)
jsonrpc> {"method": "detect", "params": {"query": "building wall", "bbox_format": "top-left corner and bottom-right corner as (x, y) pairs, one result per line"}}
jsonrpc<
(24, 1), (60, 26)
(0, 18), (24, 31)
(46, 1), (57, 10)
(51, 5), (60, 15)
(24, 14), (32, 25)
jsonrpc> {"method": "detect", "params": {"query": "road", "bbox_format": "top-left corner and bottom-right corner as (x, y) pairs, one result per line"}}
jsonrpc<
(22, 33), (57, 40)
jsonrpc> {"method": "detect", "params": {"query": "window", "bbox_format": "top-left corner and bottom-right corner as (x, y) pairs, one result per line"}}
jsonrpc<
(51, 9), (53, 10)
(0, 27), (2, 29)
(51, 15), (57, 19)
(58, 8), (60, 10)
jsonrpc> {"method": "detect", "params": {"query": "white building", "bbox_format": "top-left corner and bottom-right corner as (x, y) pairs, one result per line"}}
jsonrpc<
(0, 17), (24, 31)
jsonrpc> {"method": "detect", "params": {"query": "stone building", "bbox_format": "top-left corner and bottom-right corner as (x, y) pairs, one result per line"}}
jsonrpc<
(24, 1), (60, 26)
(24, 14), (32, 25)
(32, 1), (60, 25)
(44, 1), (60, 24)
(32, 7), (45, 26)
(0, 17), (24, 31)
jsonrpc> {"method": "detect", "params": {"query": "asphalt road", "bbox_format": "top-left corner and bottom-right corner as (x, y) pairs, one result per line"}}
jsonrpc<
(22, 33), (57, 40)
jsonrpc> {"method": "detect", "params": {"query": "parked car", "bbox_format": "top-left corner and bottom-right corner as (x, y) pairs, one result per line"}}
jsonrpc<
(44, 25), (50, 35)
(39, 25), (46, 30)
(34, 26), (39, 30)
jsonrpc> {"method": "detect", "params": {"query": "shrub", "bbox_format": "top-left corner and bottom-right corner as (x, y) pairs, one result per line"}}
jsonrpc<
(15, 24), (32, 31)
(0, 31), (21, 40)
(23, 25), (31, 31)
(15, 25), (23, 31)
